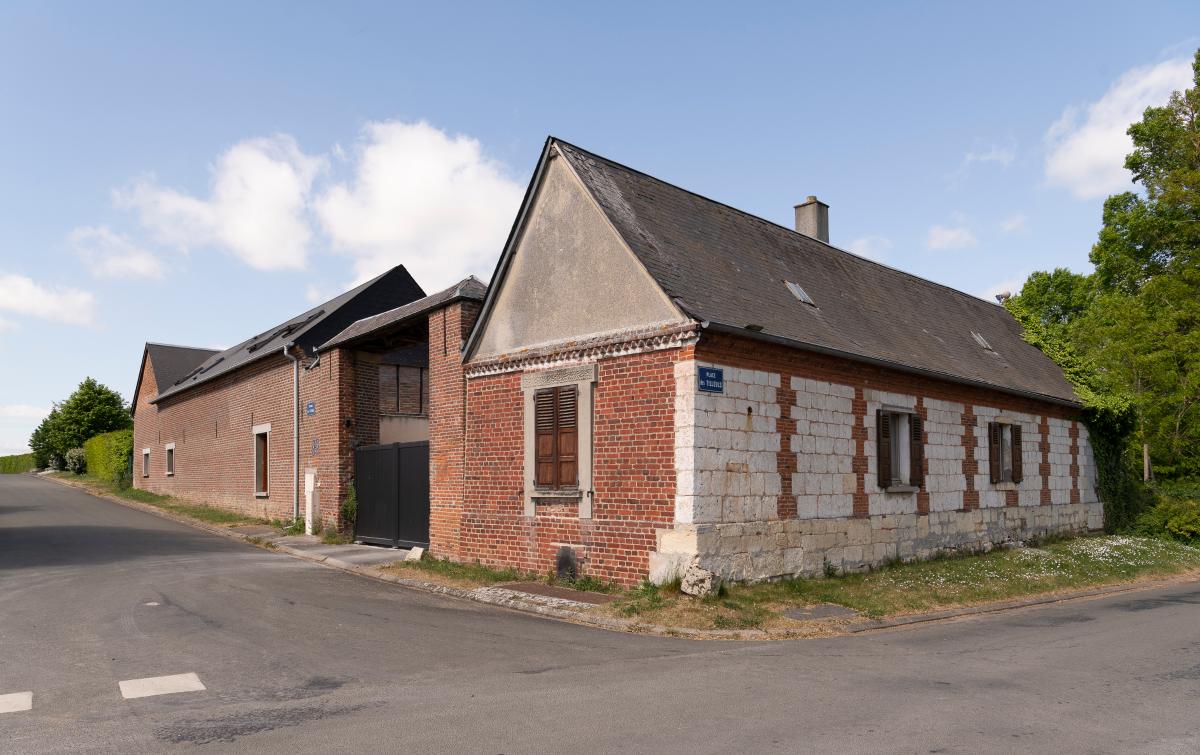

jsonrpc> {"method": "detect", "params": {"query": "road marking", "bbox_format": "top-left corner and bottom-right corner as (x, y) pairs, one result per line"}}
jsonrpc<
(143, 601), (160, 606)
(119, 673), (205, 699)
(0, 692), (32, 713)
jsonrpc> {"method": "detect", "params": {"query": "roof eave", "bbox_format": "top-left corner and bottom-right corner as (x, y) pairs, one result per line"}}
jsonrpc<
(703, 322), (1081, 410)
(318, 285), (486, 353)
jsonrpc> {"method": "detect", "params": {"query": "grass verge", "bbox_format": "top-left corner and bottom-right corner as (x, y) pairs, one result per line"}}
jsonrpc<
(607, 535), (1200, 630)
(382, 557), (536, 588)
(53, 473), (270, 527)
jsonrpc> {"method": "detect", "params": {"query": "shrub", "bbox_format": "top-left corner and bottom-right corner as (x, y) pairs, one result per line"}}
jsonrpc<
(65, 448), (87, 475)
(0, 453), (34, 474)
(1135, 497), (1200, 542)
(83, 429), (133, 485)
(340, 482), (357, 529)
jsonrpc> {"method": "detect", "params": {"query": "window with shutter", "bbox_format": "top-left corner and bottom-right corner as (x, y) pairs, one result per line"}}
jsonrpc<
(876, 410), (892, 487)
(909, 414), (924, 487)
(534, 386), (579, 490)
(989, 421), (1023, 484)
(1011, 424), (1023, 483)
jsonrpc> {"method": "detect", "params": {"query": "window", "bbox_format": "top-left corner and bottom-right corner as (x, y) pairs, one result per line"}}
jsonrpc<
(379, 364), (428, 415)
(142, 449), (150, 478)
(534, 386), (578, 489)
(165, 443), (175, 476)
(253, 424), (270, 496)
(988, 422), (1023, 483)
(876, 409), (923, 489)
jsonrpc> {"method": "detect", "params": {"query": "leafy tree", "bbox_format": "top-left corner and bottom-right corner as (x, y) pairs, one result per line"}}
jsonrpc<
(28, 378), (131, 466)
(1012, 268), (1093, 334)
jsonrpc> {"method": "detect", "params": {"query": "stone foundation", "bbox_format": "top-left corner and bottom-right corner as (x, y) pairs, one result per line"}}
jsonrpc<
(649, 501), (1104, 583)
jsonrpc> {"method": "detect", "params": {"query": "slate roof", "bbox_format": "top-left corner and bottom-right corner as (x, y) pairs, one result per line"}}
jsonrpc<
(151, 266), (425, 403)
(132, 342), (220, 416)
(320, 277), (487, 352)
(475, 139), (1077, 405)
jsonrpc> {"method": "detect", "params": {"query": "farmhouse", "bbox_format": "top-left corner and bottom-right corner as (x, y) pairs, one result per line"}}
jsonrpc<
(133, 137), (1103, 585)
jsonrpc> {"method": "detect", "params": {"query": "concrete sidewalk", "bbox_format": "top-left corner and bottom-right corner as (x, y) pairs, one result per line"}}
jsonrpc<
(229, 525), (412, 569)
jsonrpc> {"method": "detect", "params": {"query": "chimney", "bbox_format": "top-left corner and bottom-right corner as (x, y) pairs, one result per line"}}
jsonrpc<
(794, 196), (829, 243)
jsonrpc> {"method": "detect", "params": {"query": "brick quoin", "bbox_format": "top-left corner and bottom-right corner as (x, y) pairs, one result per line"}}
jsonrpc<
(775, 375), (797, 519)
(961, 404), (979, 511)
(915, 396), (930, 515)
(851, 386), (869, 518)
(1039, 414), (1052, 506)
(461, 345), (686, 586)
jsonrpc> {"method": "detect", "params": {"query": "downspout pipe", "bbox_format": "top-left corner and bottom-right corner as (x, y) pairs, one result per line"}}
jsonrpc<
(282, 343), (300, 523)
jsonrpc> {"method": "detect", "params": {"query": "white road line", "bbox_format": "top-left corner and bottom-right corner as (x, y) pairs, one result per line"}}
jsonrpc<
(118, 672), (206, 699)
(0, 692), (33, 713)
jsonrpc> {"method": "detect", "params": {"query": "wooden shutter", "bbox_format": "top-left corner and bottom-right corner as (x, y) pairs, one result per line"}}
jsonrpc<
(534, 389), (557, 487)
(556, 387), (578, 487)
(909, 413), (924, 488)
(1011, 424), (1023, 483)
(988, 422), (1002, 483)
(876, 410), (892, 488)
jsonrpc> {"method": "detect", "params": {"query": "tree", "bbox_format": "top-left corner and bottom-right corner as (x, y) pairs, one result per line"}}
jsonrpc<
(1012, 268), (1092, 334)
(28, 378), (131, 467)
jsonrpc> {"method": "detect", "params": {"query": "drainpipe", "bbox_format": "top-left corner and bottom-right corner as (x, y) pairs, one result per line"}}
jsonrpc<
(282, 343), (300, 523)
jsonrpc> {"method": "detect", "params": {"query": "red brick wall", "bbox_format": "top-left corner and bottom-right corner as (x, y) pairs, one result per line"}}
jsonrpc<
(461, 345), (690, 586)
(132, 346), (370, 530)
(428, 301), (481, 558)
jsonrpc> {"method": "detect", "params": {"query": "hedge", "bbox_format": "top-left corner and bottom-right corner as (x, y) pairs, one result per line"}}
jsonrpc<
(0, 453), (34, 474)
(83, 428), (133, 484)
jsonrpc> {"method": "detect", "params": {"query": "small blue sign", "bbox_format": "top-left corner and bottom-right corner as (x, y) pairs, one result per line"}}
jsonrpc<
(698, 366), (724, 393)
(305, 401), (316, 416)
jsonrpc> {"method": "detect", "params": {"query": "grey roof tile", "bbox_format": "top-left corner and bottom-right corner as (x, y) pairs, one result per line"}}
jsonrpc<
(319, 276), (487, 352)
(553, 140), (1077, 405)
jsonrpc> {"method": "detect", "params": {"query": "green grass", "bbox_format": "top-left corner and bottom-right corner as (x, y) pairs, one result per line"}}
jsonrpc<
(611, 535), (1200, 628)
(321, 530), (354, 545)
(386, 556), (535, 586)
(57, 473), (269, 527)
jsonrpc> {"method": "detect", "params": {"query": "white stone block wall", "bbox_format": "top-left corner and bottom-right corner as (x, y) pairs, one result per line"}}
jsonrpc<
(790, 377), (856, 519)
(864, 389), (917, 516)
(924, 398), (966, 512)
(674, 361), (781, 525)
(972, 407), (1041, 507)
(1048, 417), (1073, 505)
(1077, 424), (1099, 505)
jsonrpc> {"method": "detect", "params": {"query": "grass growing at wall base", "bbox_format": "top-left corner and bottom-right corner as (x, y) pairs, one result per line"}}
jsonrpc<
(54, 473), (270, 527)
(609, 535), (1200, 629)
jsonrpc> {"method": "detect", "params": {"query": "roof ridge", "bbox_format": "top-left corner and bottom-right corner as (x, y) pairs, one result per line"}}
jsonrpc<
(550, 137), (1006, 310)
(145, 341), (222, 352)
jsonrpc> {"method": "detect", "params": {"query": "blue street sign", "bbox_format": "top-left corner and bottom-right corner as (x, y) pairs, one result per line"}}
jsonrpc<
(698, 366), (724, 393)
(306, 401), (316, 416)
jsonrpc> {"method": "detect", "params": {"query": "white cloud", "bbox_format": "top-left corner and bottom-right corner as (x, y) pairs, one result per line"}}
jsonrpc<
(964, 142), (1016, 168)
(0, 404), (50, 419)
(116, 135), (325, 271)
(1045, 57), (1192, 199)
(926, 225), (977, 251)
(0, 273), (95, 326)
(999, 213), (1028, 234)
(69, 226), (165, 279)
(978, 275), (1026, 304)
(0, 404), (48, 456)
(315, 121), (524, 290)
(845, 235), (892, 261)
(0, 317), (15, 333)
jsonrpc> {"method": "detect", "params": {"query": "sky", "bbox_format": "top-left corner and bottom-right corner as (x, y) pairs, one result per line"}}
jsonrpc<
(1, 1), (1198, 454)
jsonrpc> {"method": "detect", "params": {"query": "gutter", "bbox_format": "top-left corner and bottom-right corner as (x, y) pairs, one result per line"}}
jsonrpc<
(701, 321), (1082, 410)
(282, 343), (300, 524)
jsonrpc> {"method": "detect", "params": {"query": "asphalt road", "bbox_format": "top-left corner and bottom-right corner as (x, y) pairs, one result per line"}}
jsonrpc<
(3, 474), (1200, 753)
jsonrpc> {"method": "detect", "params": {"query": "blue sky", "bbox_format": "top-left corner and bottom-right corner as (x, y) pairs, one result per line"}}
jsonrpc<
(1, 1), (1197, 454)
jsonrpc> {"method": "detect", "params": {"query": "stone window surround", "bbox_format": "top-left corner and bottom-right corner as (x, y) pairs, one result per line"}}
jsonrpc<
(253, 423), (271, 498)
(879, 403), (918, 495)
(521, 364), (596, 518)
(164, 442), (175, 476)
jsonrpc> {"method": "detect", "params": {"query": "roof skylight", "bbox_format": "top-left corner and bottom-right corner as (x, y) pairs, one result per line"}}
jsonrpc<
(785, 281), (816, 307)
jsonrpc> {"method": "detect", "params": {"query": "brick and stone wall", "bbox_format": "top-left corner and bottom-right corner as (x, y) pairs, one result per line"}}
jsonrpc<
(458, 341), (691, 586)
(649, 332), (1104, 583)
